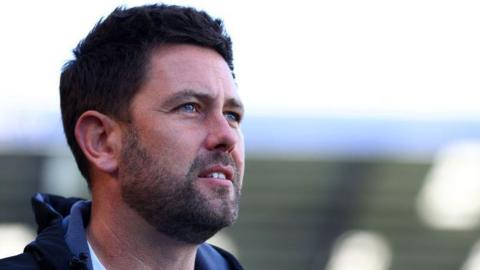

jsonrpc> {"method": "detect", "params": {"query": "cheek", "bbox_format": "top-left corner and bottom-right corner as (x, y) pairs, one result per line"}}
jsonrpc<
(150, 127), (206, 170)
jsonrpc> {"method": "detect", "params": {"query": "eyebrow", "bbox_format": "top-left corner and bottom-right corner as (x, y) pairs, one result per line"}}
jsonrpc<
(163, 89), (244, 112)
(225, 97), (245, 113)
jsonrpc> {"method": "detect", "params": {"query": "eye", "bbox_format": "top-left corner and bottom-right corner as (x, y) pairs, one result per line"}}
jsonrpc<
(178, 103), (198, 113)
(224, 111), (242, 123)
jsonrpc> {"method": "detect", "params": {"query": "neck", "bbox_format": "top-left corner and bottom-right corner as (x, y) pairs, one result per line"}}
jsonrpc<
(87, 183), (198, 270)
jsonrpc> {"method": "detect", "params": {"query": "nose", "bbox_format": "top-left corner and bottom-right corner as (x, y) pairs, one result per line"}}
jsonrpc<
(204, 114), (239, 153)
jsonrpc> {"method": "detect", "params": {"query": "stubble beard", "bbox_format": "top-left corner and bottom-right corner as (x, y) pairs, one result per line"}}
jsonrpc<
(119, 128), (241, 244)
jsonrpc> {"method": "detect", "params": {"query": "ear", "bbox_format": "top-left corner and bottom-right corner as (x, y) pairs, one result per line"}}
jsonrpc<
(74, 110), (122, 174)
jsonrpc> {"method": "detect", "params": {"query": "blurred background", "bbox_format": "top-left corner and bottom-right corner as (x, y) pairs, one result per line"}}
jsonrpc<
(1, 0), (480, 269)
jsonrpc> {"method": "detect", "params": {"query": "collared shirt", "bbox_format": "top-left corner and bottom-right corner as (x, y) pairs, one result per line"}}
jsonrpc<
(88, 240), (107, 270)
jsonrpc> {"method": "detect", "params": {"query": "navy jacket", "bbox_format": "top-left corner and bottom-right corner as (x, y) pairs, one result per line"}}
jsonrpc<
(0, 193), (243, 270)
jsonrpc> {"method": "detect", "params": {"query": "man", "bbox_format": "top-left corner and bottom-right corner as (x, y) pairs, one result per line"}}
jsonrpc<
(0, 4), (244, 270)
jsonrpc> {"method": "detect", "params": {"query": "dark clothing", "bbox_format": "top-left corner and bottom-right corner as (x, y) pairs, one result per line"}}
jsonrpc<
(0, 193), (243, 270)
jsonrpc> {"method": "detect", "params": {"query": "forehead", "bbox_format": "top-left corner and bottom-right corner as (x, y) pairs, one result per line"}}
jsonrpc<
(140, 44), (238, 101)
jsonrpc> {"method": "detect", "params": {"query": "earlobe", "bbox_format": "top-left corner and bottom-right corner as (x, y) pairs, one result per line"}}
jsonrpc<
(75, 111), (121, 174)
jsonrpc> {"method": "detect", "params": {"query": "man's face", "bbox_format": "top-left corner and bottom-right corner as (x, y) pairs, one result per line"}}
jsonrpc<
(118, 44), (245, 244)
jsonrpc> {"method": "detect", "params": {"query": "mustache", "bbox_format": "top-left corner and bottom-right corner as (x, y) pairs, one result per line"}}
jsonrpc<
(191, 151), (236, 169)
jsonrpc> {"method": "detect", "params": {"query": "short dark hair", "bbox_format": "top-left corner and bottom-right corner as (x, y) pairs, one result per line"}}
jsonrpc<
(60, 4), (234, 184)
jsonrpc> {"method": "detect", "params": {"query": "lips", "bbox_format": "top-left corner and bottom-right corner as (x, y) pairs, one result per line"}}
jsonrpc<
(198, 165), (234, 182)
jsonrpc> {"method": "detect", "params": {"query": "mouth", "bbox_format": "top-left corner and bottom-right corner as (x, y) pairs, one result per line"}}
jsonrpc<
(198, 165), (234, 182)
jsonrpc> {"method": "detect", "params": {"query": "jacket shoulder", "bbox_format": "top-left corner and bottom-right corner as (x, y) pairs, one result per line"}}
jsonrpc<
(197, 243), (244, 270)
(209, 245), (244, 270)
(0, 253), (41, 270)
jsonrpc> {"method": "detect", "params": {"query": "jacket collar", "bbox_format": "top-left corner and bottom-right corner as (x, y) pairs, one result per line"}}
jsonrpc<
(26, 193), (91, 270)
